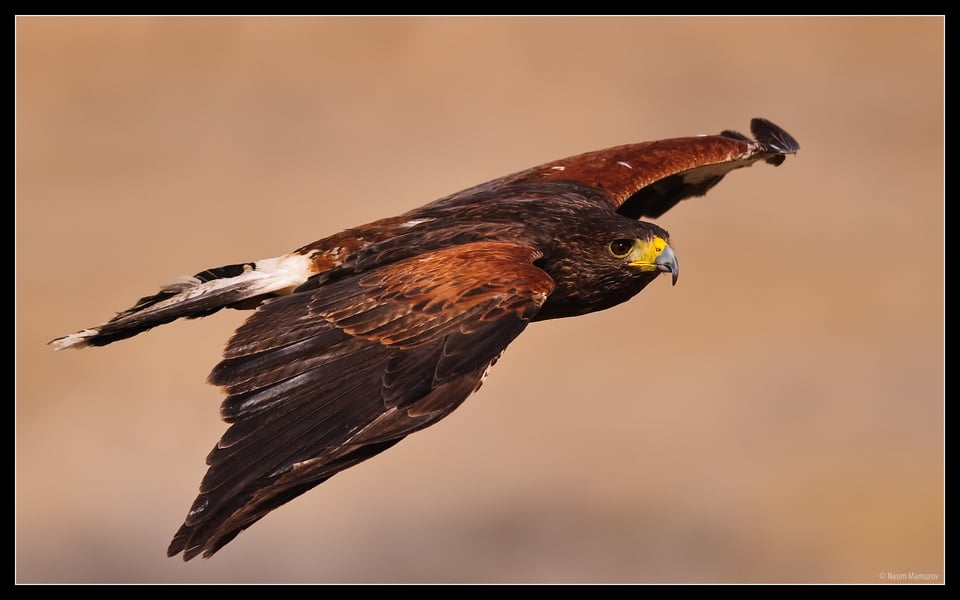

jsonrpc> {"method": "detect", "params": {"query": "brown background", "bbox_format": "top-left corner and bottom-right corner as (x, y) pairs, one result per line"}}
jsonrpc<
(16, 17), (943, 584)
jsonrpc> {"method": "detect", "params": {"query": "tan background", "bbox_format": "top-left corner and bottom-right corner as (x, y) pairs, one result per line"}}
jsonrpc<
(16, 16), (943, 584)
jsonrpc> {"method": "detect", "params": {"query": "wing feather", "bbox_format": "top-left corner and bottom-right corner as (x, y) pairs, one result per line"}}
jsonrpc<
(488, 117), (799, 219)
(167, 241), (554, 559)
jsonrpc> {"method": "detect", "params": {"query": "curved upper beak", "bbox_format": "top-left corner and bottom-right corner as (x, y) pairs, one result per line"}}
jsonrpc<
(655, 245), (679, 286)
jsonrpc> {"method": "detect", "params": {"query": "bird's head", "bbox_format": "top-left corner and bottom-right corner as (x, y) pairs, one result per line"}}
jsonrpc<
(533, 217), (678, 321)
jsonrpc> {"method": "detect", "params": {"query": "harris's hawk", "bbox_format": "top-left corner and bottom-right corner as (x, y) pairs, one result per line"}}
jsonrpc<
(51, 118), (799, 560)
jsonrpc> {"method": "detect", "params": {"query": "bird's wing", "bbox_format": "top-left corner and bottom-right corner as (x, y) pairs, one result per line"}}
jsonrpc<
(167, 241), (554, 560)
(502, 117), (800, 219)
(51, 119), (799, 353)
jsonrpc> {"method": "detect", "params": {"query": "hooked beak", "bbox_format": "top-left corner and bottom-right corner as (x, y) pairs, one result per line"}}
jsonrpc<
(655, 245), (679, 286)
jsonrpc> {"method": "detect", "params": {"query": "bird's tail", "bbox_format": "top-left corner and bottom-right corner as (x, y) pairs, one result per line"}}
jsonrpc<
(50, 253), (314, 350)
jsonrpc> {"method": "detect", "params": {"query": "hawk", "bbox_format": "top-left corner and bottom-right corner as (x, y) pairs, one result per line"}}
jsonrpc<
(52, 118), (799, 560)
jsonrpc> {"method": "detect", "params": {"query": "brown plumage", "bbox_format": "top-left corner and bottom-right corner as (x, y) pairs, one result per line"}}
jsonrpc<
(51, 118), (799, 560)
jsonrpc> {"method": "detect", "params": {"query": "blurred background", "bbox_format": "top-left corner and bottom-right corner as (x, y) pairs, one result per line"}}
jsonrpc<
(16, 17), (943, 584)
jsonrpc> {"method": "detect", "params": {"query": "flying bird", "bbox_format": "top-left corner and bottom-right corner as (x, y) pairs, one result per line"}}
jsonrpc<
(51, 118), (799, 560)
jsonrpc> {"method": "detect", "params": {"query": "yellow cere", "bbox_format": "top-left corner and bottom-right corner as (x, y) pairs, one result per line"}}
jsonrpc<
(627, 236), (669, 271)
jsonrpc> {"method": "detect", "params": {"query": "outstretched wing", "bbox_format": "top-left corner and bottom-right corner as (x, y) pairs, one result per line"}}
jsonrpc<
(167, 241), (555, 560)
(501, 117), (800, 219)
(51, 119), (798, 354)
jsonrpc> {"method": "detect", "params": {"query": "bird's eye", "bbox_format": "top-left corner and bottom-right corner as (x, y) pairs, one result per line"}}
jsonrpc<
(608, 239), (634, 258)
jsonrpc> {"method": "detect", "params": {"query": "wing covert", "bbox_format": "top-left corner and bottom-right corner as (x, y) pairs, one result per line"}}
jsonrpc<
(496, 117), (799, 219)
